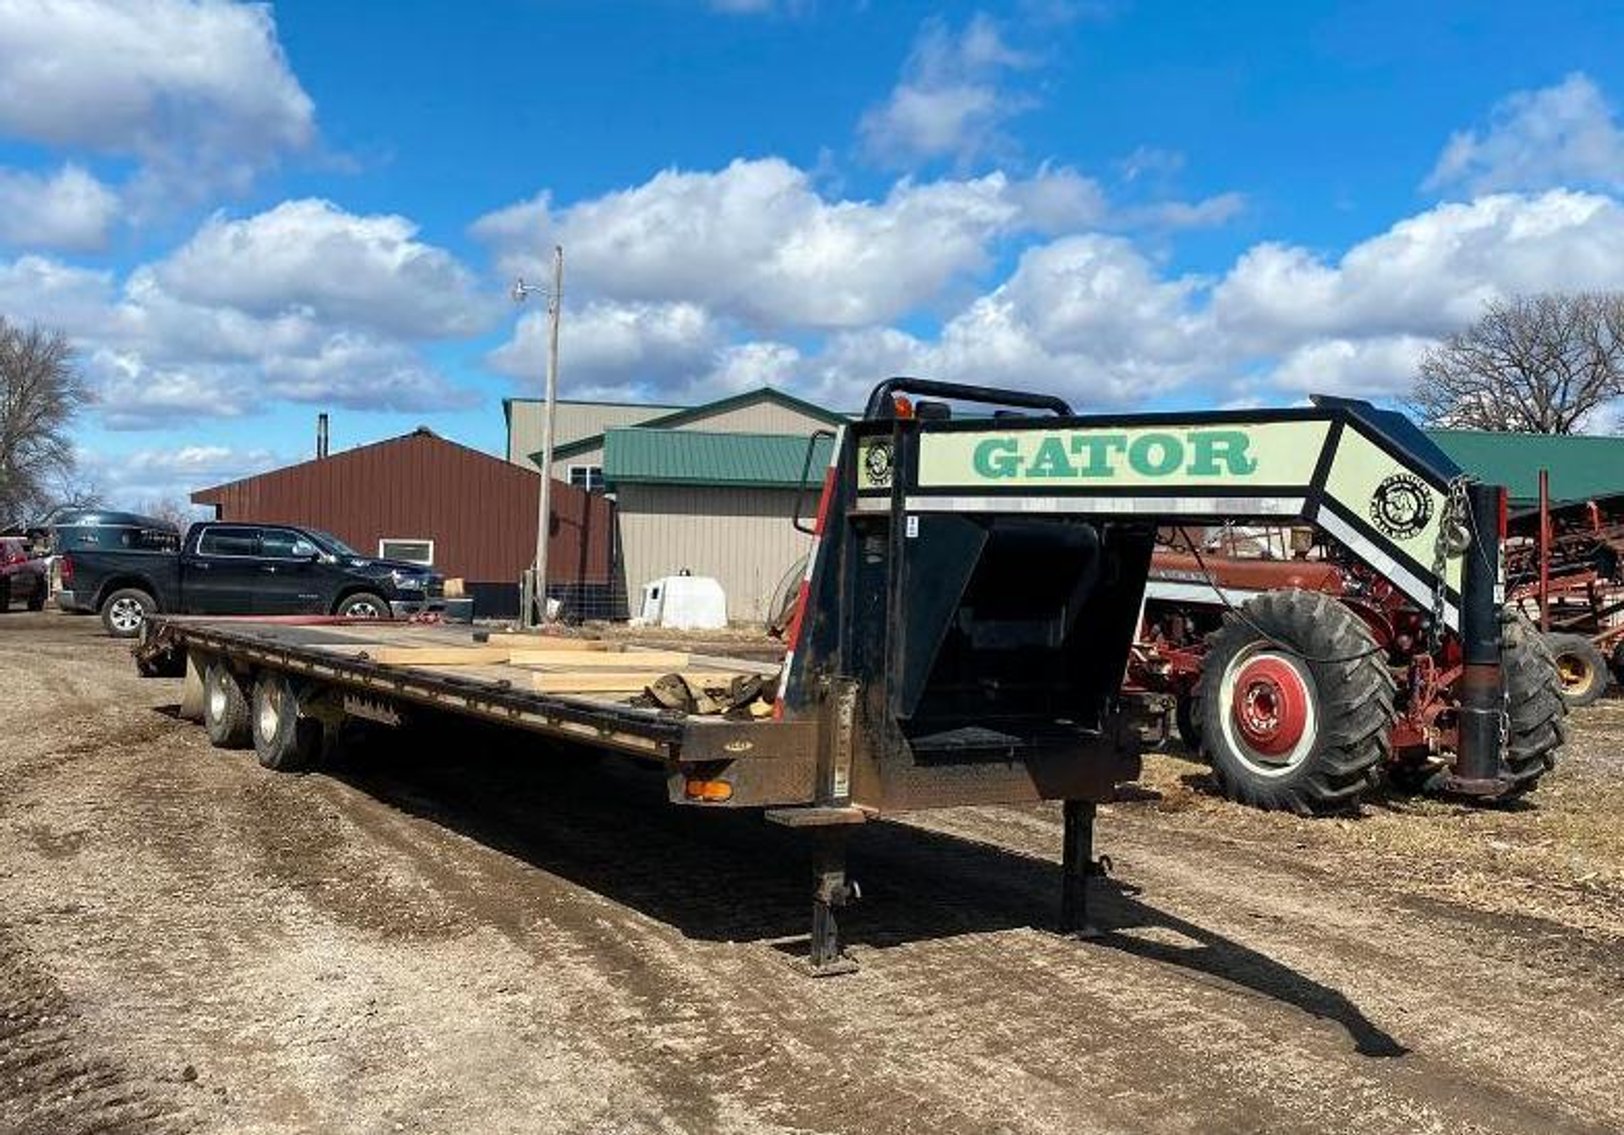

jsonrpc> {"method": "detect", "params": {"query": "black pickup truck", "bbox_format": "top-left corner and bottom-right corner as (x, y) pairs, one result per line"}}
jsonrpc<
(57, 520), (445, 637)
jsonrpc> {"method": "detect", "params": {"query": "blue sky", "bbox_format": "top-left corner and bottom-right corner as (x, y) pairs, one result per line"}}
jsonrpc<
(3, 0), (1624, 508)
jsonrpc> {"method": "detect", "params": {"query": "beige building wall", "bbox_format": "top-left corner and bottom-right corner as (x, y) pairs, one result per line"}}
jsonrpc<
(616, 484), (813, 623)
(669, 402), (835, 436)
(506, 400), (678, 470)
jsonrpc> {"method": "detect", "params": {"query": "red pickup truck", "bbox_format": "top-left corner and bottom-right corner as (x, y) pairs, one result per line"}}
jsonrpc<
(0, 535), (47, 612)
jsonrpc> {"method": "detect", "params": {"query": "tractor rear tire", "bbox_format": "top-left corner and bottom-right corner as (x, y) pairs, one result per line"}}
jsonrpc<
(1197, 589), (1395, 815)
(1542, 632), (1608, 708)
(1504, 614), (1569, 796)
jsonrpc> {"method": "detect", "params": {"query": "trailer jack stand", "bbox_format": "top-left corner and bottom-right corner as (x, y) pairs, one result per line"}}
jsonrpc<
(1060, 800), (1111, 939)
(808, 828), (860, 976)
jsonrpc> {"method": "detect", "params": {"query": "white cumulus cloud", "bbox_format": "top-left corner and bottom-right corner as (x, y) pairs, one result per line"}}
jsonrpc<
(154, 199), (489, 339)
(0, 164), (118, 251)
(859, 14), (1035, 168)
(1, 199), (489, 429)
(474, 157), (1107, 334)
(1425, 73), (1624, 195)
(0, 0), (316, 198)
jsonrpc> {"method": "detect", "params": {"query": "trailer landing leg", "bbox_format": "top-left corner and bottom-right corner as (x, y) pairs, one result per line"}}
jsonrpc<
(767, 806), (866, 976)
(1060, 800), (1108, 938)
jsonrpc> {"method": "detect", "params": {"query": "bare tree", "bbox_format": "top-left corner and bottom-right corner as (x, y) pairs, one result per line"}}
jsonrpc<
(0, 318), (89, 524)
(133, 495), (199, 534)
(1412, 293), (1624, 433)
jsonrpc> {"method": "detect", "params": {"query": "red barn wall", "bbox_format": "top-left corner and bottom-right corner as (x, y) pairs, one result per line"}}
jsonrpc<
(191, 432), (611, 587)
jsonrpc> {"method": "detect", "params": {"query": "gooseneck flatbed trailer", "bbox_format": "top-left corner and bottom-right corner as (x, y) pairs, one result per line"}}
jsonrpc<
(137, 378), (1541, 974)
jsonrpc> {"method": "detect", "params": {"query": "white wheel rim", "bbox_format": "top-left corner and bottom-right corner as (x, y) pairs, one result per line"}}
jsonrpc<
(208, 679), (227, 721)
(1216, 644), (1319, 778)
(258, 686), (282, 741)
(109, 597), (144, 631)
(347, 600), (382, 618)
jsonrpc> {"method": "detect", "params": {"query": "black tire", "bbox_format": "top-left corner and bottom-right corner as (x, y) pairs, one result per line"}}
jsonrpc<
(251, 672), (322, 772)
(26, 578), (45, 611)
(1541, 632), (1608, 708)
(0, 579), (10, 612)
(1504, 614), (1569, 796)
(203, 660), (252, 749)
(335, 592), (390, 619)
(100, 588), (155, 638)
(1197, 589), (1395, 815)
(1174, 693), (1202, 752)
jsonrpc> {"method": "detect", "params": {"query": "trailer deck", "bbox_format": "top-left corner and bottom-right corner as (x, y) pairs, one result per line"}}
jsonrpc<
(150, 616), (795, 760)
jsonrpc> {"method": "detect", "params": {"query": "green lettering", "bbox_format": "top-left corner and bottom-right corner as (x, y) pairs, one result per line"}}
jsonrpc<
(973, 437), (1021, 478)
(1027, 436), (1077, 478)
(1188, 429), (1258, 476)
(1129, 432), (1183, 476)
(1069, 433), (1128, 476)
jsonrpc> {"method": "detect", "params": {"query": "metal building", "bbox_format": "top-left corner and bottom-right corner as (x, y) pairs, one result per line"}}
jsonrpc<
(192, 428), (614, 616)
(604, 429), (837, 623)
(514, 388), (847, 623)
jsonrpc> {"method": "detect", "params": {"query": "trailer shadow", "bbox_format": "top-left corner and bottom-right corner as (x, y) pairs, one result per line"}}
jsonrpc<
(320, 720), (1404, 1060)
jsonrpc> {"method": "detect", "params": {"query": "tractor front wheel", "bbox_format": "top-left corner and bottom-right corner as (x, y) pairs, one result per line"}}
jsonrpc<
(1504, 614), (1569, 796)
(1197, 589), (1395, 815)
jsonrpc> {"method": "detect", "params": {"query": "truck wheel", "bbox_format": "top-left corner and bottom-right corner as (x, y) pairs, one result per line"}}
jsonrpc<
(336, 592), (389, 619)
(101, 588), (155, 638)
(0, 580), (10, 611)
(1541, 632), (1608, 708)
(251, 672), (321, 772)
(203, 660), (251, 748)
(1197, 589), (1394, 815)
(1504, 614), (1569, 796)
(26, 579), (45, 611)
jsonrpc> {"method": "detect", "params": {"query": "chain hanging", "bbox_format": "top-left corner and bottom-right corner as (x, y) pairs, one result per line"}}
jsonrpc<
(1428, 475), (1473, 651)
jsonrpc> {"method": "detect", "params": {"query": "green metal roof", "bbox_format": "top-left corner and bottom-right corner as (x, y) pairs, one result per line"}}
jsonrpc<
(595, 428), (836, 489)
(1426, 429), (1624, 503)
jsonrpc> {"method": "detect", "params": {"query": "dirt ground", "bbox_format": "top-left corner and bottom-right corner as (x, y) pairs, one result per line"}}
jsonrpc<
(2, 612), (1622, 1135)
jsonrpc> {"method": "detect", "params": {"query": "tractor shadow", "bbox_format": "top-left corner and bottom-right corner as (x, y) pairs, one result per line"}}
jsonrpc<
(318, 715), (1406, 1060)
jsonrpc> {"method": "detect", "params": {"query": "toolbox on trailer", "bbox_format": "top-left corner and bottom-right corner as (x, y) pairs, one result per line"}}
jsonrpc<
(138, 377), (1521, 973)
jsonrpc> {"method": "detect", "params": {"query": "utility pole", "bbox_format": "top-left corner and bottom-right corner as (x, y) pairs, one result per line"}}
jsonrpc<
(513, 244), (564, 627)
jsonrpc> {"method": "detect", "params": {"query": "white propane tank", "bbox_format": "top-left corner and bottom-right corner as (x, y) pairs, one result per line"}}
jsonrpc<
(638, 572), (727, 629)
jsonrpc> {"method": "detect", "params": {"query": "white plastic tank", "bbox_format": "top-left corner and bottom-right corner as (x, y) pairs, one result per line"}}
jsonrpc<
(638, 572), (727, 630)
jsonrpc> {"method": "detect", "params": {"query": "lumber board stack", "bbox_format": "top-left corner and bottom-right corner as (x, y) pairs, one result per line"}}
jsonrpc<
(360, 638), (781, 717)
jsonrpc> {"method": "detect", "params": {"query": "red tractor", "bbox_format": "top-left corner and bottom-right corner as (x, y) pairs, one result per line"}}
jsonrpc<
(1130, 528), (1567, 815)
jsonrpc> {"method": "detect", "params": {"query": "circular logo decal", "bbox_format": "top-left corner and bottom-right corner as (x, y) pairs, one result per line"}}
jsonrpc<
(863, 441), (893, 488)
(1368, 473), (1433, 539)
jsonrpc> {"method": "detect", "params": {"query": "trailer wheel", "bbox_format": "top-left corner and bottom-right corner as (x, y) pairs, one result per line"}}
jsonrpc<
(1197, 589), (1394, 815)
(1503, 614), (1569, 796)
(251, 672), (322, 772)
(203, 660), (251, 748)
(1542, 632), (1608, 708)
(100, 588), (154, 638)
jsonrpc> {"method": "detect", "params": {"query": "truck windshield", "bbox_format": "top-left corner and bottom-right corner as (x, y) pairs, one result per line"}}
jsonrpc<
(307, 529), (362, 557)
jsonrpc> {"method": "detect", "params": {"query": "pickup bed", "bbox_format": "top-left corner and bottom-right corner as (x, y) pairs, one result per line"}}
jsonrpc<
(59, 521), (445, 636)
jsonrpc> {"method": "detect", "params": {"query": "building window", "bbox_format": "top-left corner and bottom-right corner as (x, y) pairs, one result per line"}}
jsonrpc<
(378, 538), (435, 566)
(568, 464), (605, 492)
